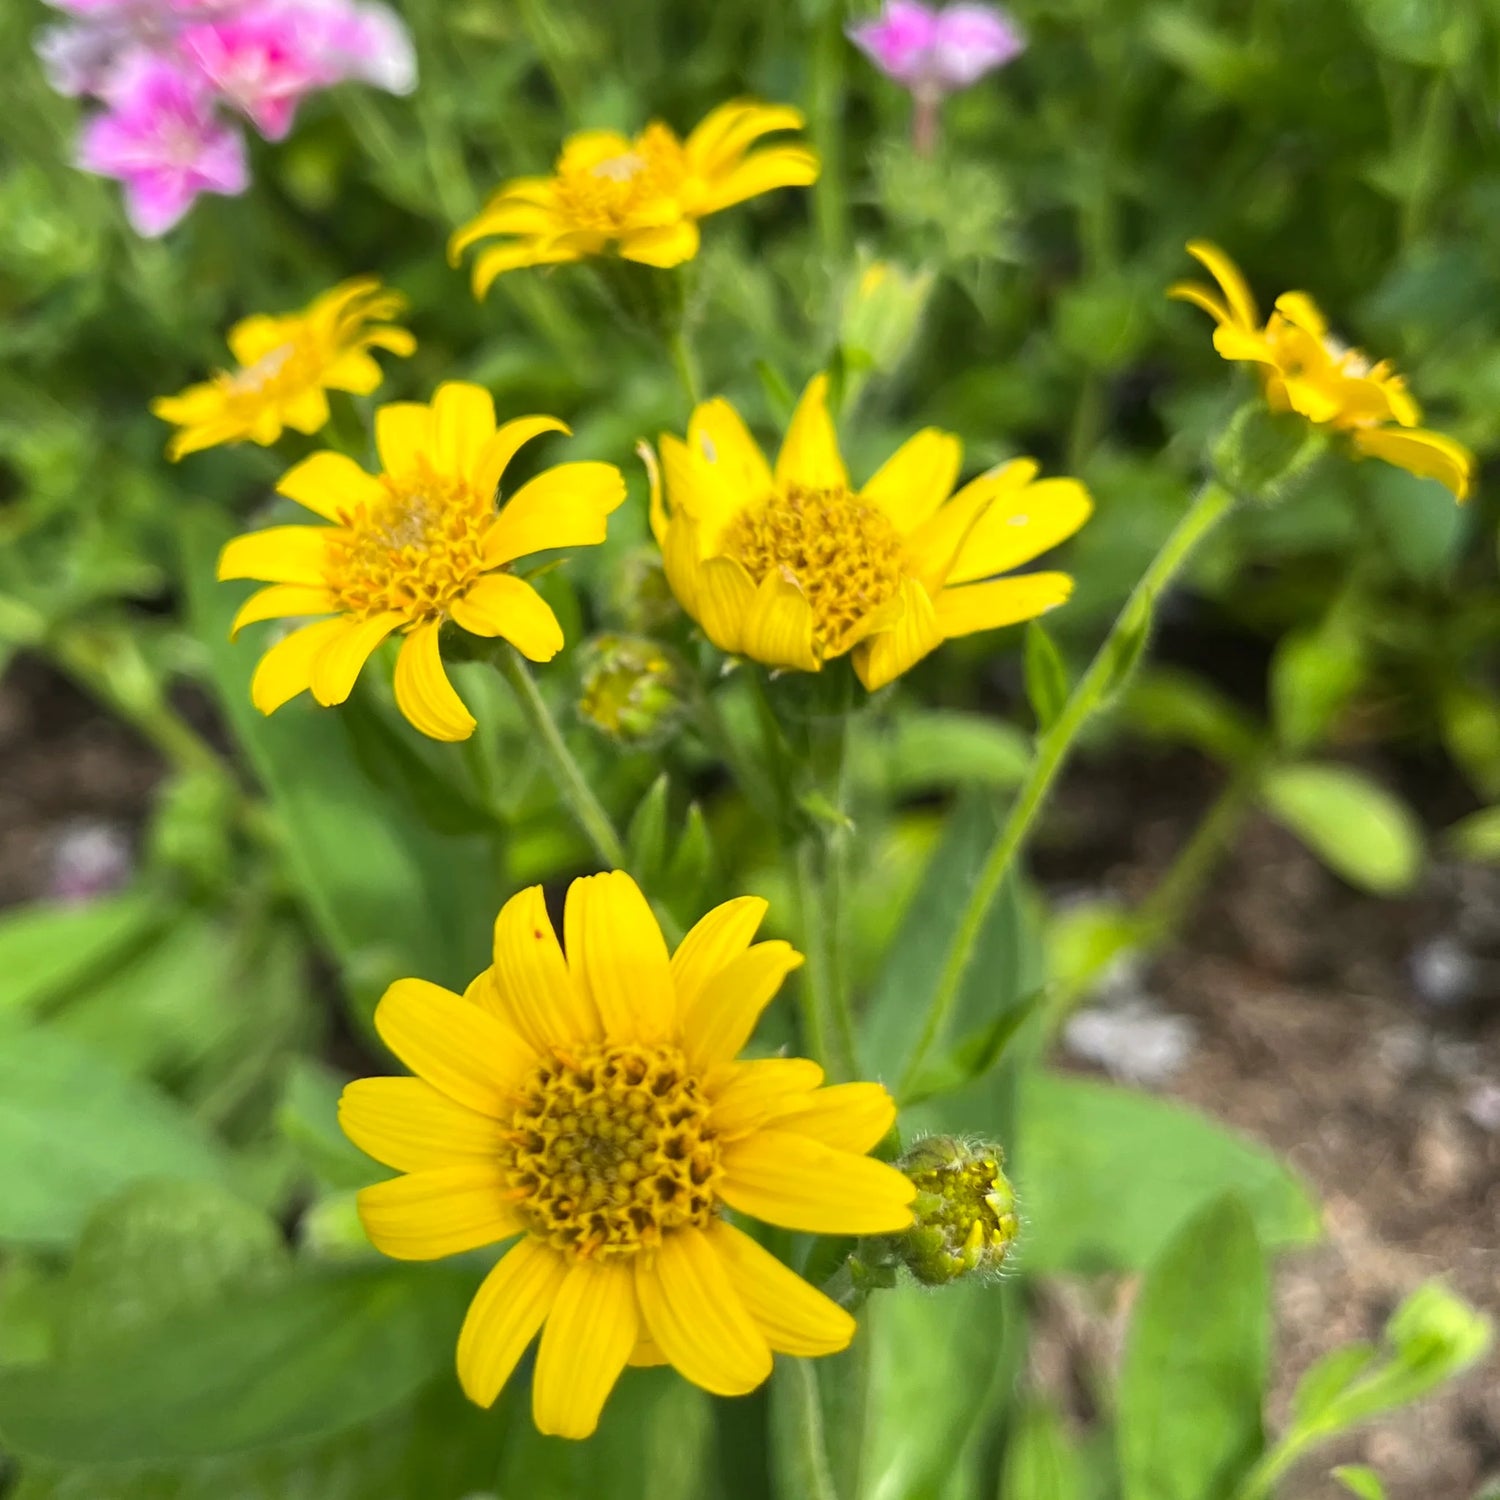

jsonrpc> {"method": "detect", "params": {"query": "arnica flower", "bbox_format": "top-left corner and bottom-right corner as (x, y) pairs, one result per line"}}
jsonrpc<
(448, 101), (819, 297)
(338, 872), (915, 1438)
(1170, 240), (1475, 502)
(218, 382), (625, 742)
(848, 1), (1025, 97)
(152, 276), (413, 458)
(646, 375), (1092, 690)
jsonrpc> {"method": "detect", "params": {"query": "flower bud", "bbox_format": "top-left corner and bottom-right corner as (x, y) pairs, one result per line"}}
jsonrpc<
(577, 634), (688, 748)
(1212, 399), (1327, 504)
(841, 257), (936, 379)
(895, 1134), (1018, 1285)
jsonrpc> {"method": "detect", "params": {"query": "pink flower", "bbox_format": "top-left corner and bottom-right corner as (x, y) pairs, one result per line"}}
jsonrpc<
(77, 52), (249, 234)
(180, 6), (326, 139)
(284, 0), (417, 94)
(848, 0), (1024, 96)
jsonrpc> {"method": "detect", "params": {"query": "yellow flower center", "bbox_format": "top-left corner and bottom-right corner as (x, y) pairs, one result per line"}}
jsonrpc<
(555, 125), (686, 235)
(504, 1042), (721, 1260)
(226, 341), (298, 395)
(724, 486), (905, 658)
(323, 463), (492, 623)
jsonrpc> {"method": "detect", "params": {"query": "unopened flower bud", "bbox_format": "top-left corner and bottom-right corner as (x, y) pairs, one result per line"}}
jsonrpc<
(895, 1134), (1018, 1285)
(841, 258), (935, 379)
(1212, 399), (1327, 504)
(577, 634), (687, 748)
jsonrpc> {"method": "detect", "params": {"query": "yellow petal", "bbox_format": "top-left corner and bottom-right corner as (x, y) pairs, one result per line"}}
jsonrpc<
(229, 583), (336, 639)
(456, 1237), (568, 1408)
(373, 976), (536, 1117)
(694, 555), (757, 655)
(532, 1258), (638, 1440)
(355, 1164), (525, 1260)
(474, 415), (570, 502)
(709, 1057), (824, 1139)
(774, 1082), (896, 1154)
(1184, 240), (1259, 329)
(308, 611), (403, 707)
(1211, 323), (1279, 367)
(686, 100), (805, 174)
(692, 145), (820, 216)
(282, 387), (331, 436)
(1350, 425), (1475, 501)
(450, 575), (564, 661)
(375, 401), (433, 479)
(226, 312), (286, 366)
(218, 525), (332, 585)
(250, 617), (348, 714)
(473, 240), (583, 299)
(432, 382), (497, 481)
(1273, 290), (1328, 339)
(619, 220), (701, 267)
(935, 572), (1074, 638)
(338, 1076), (511, 1172)
(670, 895), (769, 1014)
(635, 1226), (772, 1397)
(563, 871), (676, 1044)
(719, 1130), (915, 1235)
(276, 451), (387, 521)
(852, 576), (943, 691)
(740, 571), (819, 671)
(682, 941), (804, 1071)
(775, 374), (847, 491)
(393, 622), (477, 742)
(860, 428), (963, 534)
(321, 349), (384, 396)
(904, 458), (1040, 588)
(945, 477), (1093, 585)
(627, 1334), (670, 1368)
(1165, 281), (1232, 325)
(687, 399), (774, 519)
(705, 1220), (855, 1357)
(490, 883), (601, 1053)
(483, 461), (626, 566)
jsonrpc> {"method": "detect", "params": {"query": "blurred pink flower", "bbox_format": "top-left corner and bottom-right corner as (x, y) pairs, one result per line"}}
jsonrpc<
(180, 5), (326, 139)
(77, 52), (249, 234)
(848, 0), (1024, 96)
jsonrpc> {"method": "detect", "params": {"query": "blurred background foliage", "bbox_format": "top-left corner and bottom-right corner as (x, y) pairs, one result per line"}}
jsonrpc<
(0, 0), (1497, 1495)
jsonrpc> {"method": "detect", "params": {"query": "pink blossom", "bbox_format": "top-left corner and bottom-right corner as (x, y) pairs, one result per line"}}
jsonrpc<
(180, 7), (325, 139)
(849, 0), (1024, 96)
(282, 0), (417, 94)
(77, 52), (249, 234)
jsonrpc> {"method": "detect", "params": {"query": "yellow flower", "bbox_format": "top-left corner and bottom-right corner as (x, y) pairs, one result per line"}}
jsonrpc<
(1169, 240), (1474, 501)
(646, 375), (1093, 690)
(152, 277), (414, 460)
(448, 100), (819, 296)
(338, 871), (914, 1439)
(218, 381), (625, 742)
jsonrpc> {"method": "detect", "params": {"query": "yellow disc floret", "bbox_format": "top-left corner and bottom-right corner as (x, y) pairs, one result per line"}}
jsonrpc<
(553, 125), (687, 236)
(506, 1042), (722, 1260)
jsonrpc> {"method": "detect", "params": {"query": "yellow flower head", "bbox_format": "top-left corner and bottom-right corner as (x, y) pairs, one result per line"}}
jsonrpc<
(338, 871), (914, 1438)
(1170, 240), (1475, 501)
(448, 100), (819, 297)
(218, 381), (625, 741)
(152, 277), (415, 460)
(647, 375), (1093, 690)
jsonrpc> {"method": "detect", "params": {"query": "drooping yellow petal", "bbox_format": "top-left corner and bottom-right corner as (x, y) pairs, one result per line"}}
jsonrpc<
(373, 976), (536, 1117)
(739, 571), (819, 671)
(773, 1082), (897, 1154)
(1272, 290), (1328, 339)
(935, 572), (1074, 638)
(694, 146), (820, 215)
(276, 451), (386, 521)
(682, 941), (804, 1071)
(483, 462), (626, 566)
(852, 577), (943, 691)
(432, 382), (497, 481)
(218, 525), (332, 585)
(944, 477), (1093, 585)
(490, 883), (601, 1053)
(338, 1077), (512, 1173)
(686, 100), (805, 175)
(321, 348), (385, 396)
(670, 895), (769, 1015)
(564, 871), (676, 1043)
(635, 1226), (773, 1396)
(375, 401), (433, 480)
(719, 1130), (915, 1235)
(473, 240), (584, 299)
(250, 617), (348, 714)
(450, 575), (564, 661)
(775, 374), (848, 491)
(473, 415), (570, 502)
(619, 220), (701, 268)
(229, 583), (336, 639)
(1212, 323), (1279, 367)
(456, 1238), (569, 1408)
(1350, 425), (1475, 501)
(393, 622), (477, 742)
(532, 1258), (638, 1440)
(308, 610), (403, 707)
(355, 1164), (525, 1260)
(1165, 281), (1232, 325)
(226, 312), (285, 365)
(1184, 240), (1259, 329)
(281, 387), (331, 436)
(709, 1057), (824, 1139)
(860, 428), (963, 535)
(705, 1220), (855, 1357)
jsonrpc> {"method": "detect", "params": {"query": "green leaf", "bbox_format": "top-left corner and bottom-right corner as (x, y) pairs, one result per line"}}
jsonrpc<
(1260, 762), (1423, 894)
(1447, 805), (1500, 864)
(277, 1059), (374, 1193)
(626, 772), (670, 886)
(900, 988), (1045, 1108)
(1440, 684), (1500, 801)
(1018, 1072), (1320, 1274)
(1118, 1195), (1268, 1500)
(1126, 668), (1262, 766)
(1025, 622), (1070, 732)
(1290, 1343), (1379, 1426)
(0, 893), (163, 1017)
(0, 1025), (230, 1249)
(1271, 626), (1365, 754)
(666, 802), (713, 892)
(999, 1400), (1084, 1500)
(1332, 1464), (1387, 1500)
(850, 710), (1031, 794)
(0, 1267), (467, 1462)
(1096, 591), (1155, 707)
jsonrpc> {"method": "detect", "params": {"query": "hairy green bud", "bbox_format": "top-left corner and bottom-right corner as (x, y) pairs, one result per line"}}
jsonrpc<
(896, 1135), (1018, 1286)
(577, 634), (687, 748)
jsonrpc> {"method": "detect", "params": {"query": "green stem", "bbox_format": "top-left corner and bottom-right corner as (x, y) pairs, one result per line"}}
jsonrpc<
(667, 326), (702, 407)
(898, 479), (1237, 1095)
(495, 648), (626, 870)
(794, 842), (835, 1074)
(773, 1357), (842, 1500)
(809, 0), (849, 268)
(1232, 1429), (1317, 1500)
